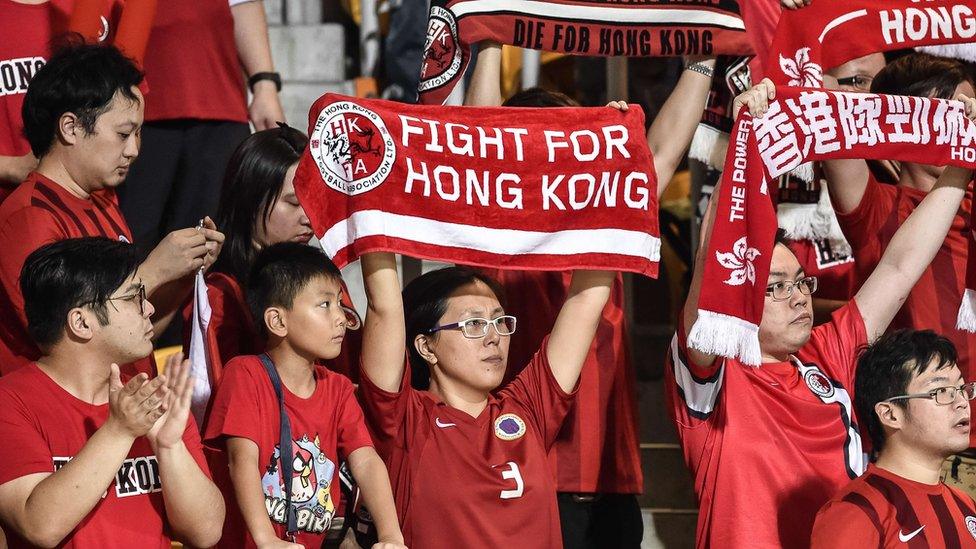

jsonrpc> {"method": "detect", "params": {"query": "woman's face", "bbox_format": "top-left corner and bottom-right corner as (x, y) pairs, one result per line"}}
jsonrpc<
(426, 280), (512, 395)
(253, 163), (313, 249)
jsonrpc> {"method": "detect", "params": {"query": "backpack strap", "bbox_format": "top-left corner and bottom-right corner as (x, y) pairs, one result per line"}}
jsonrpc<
(258, 353), (299, 539)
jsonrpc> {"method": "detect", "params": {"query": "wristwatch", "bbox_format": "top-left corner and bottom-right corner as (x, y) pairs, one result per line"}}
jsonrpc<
(248, 71), (282, 92)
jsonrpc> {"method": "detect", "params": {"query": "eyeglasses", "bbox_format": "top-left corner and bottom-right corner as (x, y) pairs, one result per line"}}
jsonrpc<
(102, 283), (148, 316)
(836, 75), (873, 91)
(884, 382), (976, 406)
(428, 315), (517, 339)
(765, 276), (818, 301)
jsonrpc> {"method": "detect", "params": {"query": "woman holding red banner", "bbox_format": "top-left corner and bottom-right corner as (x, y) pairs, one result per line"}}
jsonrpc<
(357, 251), (614, 549)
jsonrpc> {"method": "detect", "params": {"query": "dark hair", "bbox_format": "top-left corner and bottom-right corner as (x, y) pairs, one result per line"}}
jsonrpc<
(245, 242), (342, 337)
(22, 37), (144, 158)
(855, 329), (958, 455)
(503, 87), (579, 107)
(20, 237), (141, 349)
(870, 53), (974, 100)
(402, 267), (506, 389)
(212, 126), (309, 284)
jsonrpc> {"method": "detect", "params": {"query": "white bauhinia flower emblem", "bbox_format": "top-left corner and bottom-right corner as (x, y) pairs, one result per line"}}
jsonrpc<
(716, 236), (760, 286)
(779, 47), (823, 87)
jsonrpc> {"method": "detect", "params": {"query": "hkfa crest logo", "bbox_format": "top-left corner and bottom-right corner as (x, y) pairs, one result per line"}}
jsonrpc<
(310, 101), (396, 196)
(966, 516), (976, 539)
(803, 368), (835, 399)
(716, 237), (760, 286)
(779, 47), (823, 88)
(494, 413), (526, 441)
(419, 5), (463, 93)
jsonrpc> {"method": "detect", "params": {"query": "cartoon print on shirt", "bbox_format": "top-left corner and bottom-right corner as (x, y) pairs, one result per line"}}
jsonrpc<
(261, 434), (336, 534)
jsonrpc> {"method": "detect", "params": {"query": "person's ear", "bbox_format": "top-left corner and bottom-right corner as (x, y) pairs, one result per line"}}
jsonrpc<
(58, 112), (82, 146)
(265, 307), (287, 338)
(66, 307), (95, 341)
(414, 334), (437, 366)
(876, 401), (902, 430)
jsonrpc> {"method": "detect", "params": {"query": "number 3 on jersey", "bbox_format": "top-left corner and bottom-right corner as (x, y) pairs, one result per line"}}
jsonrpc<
(494, 461), (524, 499)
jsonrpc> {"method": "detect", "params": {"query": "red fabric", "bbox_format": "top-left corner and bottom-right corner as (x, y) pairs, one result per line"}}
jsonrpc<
(0, 172), (153, 376)
(295, 94), (660, 277)
(204, 355), (372, 548)
(766, 0), (976, 88)
(180, 272), (363, 386)
(689, 87), (976, 364)
(812, 464), (976, 549)
(0, 0), (122, 158)
(418, 0), (755, 105)
(140, 0), (247, 123)
(357, 341), (574, 549)
(785, 237), (858, 302)
(0, 363), (209, 548)
(478, 269), (641, 493)
(835, 178), (976, 442)
(667, 301), (867, 549)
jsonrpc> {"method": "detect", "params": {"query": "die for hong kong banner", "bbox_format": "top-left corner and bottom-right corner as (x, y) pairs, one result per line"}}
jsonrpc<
(292, 94), (661, 277)
(418, 0), (754, 105)
(689, 87), (976, 365)
(766, 0), (976, 88)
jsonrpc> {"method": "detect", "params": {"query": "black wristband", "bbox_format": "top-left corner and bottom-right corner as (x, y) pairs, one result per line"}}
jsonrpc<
(248, 71), (281, 92)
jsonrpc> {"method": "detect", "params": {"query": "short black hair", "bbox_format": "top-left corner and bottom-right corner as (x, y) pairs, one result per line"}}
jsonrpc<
(21, 237), (141, 349)
(246, 242), (343, 337)
(22, 37), (144, 158)
(870, 53), (974, 100)
(503, 87), (579, 107)
(212, 125), (308, 284)
(402, 267), (506, 389)
(855, 329), (958, 455)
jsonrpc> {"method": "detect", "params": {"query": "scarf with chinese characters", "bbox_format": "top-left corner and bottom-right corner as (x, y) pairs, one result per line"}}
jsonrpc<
(418, 0), (754, 105)
(689, 87), (976, 365)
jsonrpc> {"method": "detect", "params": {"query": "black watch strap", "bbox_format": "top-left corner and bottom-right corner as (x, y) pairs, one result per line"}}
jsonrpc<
(248, 71), (281, 92)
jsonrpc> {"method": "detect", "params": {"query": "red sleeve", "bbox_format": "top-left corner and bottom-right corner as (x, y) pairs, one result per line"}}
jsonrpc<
(206, 279), (255, 380)
(496, 337), (578, 450)
(665, 320), (725, 430)
(810, 500), (882, 549)
(357, 360), (413, 456)
(0, 387), (54, 485)
(0, 207), (64, 325)
(203, 358), (268, 446)
(834, 177), (896, 263)
(805, 300), (867, 391)
(332, 375), (374, 458)
(181, 414), (213, 480)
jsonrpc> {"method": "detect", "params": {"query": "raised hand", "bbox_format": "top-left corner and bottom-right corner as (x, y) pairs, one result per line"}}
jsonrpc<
(732, 78), (776, 119)
(147, 353), (194, 450)
(199, 216), (225, 272)
(958, 93), (976, 122)
(106, 364), (168, 439)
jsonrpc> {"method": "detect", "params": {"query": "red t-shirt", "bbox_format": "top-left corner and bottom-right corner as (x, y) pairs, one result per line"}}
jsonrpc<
(786, 237), (859, 302)
(0, 363), (209, 548)
(358, 342), (574, 549)
(204, 355), (373, 549)
(478, 269), (642, 494)
(0, 0), (121, 157)
(666, 302), (868, 549)
(836, 178), (975, 439)
(140, 0), (247, 123)
(812, 464), (976, 548)
(0, 172), (154, 375)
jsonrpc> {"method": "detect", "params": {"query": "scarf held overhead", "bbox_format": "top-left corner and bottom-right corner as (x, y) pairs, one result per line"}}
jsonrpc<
(293, 94), (661, 277)
(689, 87), (976, 365)
(418, 0), (754, 105)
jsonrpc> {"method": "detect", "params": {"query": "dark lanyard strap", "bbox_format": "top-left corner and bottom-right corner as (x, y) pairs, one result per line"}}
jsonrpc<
(258, 353), (298, 538)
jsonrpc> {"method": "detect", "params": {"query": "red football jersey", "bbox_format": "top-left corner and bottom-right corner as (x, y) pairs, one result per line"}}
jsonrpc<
(666, 302), (868, 548)
(478, 269), (642, 493)
(0, 0), (122, 157)
(836, 178), (975, 441)
(140, 0), (247, 123)
(812, 464), (976, 548)
(0, 363), (209, 549)
(204, 355), (373, 549)
(358, 342), (573, 549)
(786, 237), (859, 302)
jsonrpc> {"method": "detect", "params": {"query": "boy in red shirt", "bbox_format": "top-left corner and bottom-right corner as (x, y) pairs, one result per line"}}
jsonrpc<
(0, 237), (224, 548)
(813, 330), (976, 548)
(205, 243), (404, 549)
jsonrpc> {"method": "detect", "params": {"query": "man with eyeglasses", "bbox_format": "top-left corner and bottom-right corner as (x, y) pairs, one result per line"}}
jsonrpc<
(811, 329), (976, 548)
(667, 81), (976, 547)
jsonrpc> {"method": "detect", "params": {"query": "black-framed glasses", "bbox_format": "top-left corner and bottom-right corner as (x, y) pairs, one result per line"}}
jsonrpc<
(837, 75), (873, 91)
(884, 382), (976, 406)
(101, 283), (148, 316)
(428, 315), (517, 339)
(765, 276), (818, 301)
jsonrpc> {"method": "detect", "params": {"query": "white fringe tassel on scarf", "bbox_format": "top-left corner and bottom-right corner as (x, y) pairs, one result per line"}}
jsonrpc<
(687, 309), (762, 366)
